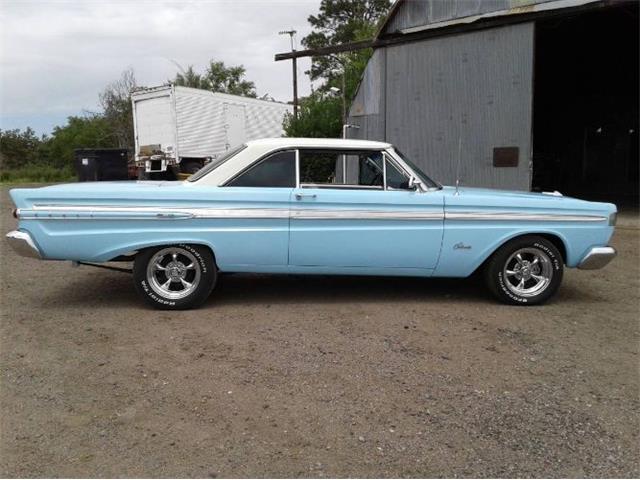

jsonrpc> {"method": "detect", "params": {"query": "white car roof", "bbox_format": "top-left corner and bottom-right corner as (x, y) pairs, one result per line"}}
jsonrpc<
(245, 137), (393, 150)
(189, 137), (395, 186)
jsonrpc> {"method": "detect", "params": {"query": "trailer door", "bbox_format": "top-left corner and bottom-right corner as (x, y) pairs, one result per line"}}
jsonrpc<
(134, 94), (176, 155)
(224, 103), (246, 149)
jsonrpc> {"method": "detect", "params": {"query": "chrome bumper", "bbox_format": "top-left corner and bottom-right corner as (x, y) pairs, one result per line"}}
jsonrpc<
(578, 246), (616, 270)
(5, 230), (42, 259)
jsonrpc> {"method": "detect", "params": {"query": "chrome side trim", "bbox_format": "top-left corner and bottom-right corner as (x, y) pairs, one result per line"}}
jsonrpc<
(18, 205), (607, 223)
(445, 211), (607, 222)
(5, 230), (42, 259)
(291, 209), (443, 220)
(193, 208), (290, 219)
(22, 204), (443, 221)
(577, 246), (616, 270)
(22, 205), (289, 220)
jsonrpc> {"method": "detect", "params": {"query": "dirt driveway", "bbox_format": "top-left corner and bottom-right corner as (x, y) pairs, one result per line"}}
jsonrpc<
(0, 186), (638, 477)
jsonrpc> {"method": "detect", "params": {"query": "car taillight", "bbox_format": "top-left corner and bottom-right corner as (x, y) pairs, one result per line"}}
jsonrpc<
(12, 209), (18, 219)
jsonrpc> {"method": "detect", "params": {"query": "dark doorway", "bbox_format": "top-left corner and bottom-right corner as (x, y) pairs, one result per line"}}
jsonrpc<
(532, 2), (639, 205)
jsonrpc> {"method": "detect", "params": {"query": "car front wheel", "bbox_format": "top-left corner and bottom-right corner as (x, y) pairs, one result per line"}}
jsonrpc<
(133, 244), (217, 310)
(484, 235), (563, 305)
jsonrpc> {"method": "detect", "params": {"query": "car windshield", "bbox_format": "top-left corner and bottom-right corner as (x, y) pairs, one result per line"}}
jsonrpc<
(187, 144), (247, 182)
(392, 147), (441, 189)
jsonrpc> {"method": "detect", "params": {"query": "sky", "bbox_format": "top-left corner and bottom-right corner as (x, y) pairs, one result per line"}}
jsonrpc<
(0, 0), (319, 136)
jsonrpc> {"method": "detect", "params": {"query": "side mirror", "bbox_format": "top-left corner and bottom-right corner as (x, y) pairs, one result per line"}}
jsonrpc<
(408, 177), (425, 192)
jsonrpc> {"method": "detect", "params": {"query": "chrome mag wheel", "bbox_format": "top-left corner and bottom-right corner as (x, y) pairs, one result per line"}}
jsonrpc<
(146, 247), (201, 300)
(503, 247), (553, 298)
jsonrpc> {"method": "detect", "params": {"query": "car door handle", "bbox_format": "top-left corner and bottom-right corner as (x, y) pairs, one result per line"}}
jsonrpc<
(295, 193), (317, 200)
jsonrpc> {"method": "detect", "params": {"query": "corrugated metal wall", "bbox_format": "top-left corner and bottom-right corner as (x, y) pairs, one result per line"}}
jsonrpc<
(174, 88), (292, 159)
(348, 22), (534, 191)
(349, 49), (386, 141)
(383, 0), (555, 34)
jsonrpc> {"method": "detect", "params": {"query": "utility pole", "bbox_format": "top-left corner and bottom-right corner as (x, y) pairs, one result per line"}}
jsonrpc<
(279, 30), (298, 119)
(341, 66), (346, 125)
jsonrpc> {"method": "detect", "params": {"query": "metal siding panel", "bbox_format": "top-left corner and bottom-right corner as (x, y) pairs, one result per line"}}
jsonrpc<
(174, 88), (292, 159)
(348, 114), (387, 143)
(348, 49), (386, 141)
(384, 0), (555, 33)
(175, 89), (226, 158)
(350, 49), (384, 117)
(239, 98), (291, 142)
(429, 0), (459, 22)
(384, 23), (534, 190)
(225, 103), (247, 146)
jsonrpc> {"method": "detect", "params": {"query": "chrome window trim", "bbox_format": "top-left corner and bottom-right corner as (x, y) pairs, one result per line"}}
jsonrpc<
(383, 153), (412, 191)
(295, 149), (300, 189)
(221, 148), (297, 188)
(299, 183), (384, 190)
(297, 148), (386, 191)
(382, 153), (388, 190)
(385, 148), (441, 192)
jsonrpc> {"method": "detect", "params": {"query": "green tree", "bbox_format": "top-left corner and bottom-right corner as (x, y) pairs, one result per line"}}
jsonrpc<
(284, 0), (390, 138)
(174, 65), (206, 89)
(0, 128), (44, 169)
(173, 61), (257, 97)
(205, 61), (256, 97)
(44, 115), (116, 168)
(283, 91), (343, 138)
(302, 0), (390, 83)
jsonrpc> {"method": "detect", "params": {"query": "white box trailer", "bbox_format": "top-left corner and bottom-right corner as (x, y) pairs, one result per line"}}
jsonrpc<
(131, 85), (293, 175)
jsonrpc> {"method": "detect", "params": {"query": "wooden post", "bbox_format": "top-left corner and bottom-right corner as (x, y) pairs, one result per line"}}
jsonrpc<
(292, 56), (298, 119)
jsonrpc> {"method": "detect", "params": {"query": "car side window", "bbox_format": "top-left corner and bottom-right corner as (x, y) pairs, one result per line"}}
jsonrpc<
(226, 150), (296, 188)
(385, 158), (410, 190)
(299, 150), (384, 189)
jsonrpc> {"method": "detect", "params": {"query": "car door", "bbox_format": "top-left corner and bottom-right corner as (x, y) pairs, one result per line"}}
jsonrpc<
(213, 149), (295, 266)
(288, 149), (444, 270)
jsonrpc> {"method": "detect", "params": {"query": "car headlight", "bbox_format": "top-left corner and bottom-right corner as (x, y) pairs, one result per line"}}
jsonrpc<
(608, 212), (617, 226)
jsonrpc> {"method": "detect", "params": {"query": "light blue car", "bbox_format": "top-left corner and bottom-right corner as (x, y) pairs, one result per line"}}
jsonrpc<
(6, 138), (617, 309)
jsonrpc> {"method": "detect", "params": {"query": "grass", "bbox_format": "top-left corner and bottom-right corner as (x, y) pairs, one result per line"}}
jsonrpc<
(0, 165), (76, 184)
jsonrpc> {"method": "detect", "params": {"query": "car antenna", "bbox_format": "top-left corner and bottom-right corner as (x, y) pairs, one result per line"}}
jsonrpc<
(454, 135), (462, 195)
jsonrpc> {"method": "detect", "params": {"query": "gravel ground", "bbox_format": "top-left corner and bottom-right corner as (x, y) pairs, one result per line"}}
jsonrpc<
(1, 186), (638, 478)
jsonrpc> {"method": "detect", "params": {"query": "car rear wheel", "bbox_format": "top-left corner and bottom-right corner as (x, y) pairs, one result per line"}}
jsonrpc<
(484, 235), (563, 305)
(133, 244), (217, 310)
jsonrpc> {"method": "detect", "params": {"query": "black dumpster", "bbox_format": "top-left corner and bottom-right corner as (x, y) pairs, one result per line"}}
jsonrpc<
(74, 149), (129, 182)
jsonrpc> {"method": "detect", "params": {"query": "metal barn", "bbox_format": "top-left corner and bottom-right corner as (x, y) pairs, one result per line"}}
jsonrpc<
(347, 0), (638, 203)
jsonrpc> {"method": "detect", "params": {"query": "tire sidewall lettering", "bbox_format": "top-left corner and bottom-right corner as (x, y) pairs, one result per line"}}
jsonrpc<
(490, 237), (563, 305)
(178, 244), (207, 274)
(134, 244), (216, 310)
(533, 242), (561, 271)
(140, 279), (176, 306)
(141, 245), (210, 306)
(497, 271), (528, 303)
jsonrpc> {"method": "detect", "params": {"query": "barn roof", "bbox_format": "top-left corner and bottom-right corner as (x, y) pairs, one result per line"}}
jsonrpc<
(376, 0), (605, 39)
